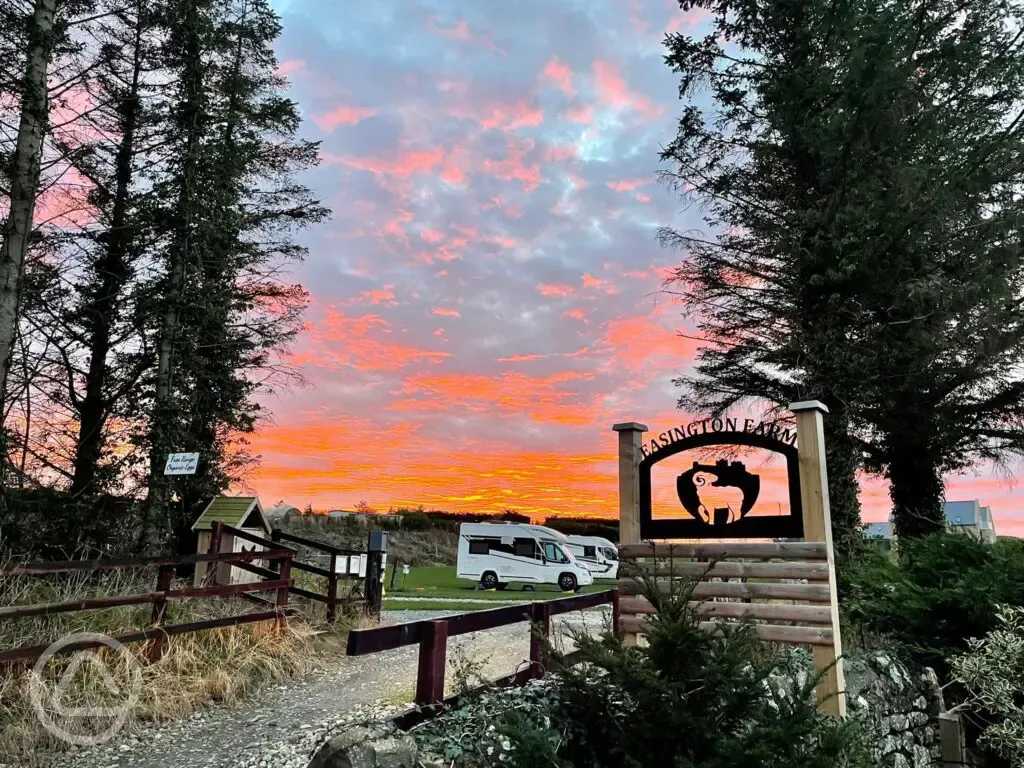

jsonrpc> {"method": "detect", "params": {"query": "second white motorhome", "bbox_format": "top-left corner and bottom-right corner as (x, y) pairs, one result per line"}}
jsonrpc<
(565, 535), (619, 579)
(456, 522), (594, 592)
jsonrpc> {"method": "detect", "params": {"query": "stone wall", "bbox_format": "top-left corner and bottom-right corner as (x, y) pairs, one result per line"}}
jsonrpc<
(844, 651), (945, 768)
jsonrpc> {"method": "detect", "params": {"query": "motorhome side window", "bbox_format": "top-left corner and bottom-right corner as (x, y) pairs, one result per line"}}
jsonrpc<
(468, 539), (490, 555)
(583, 545), (596, 559)
(513, 538), (537, 558)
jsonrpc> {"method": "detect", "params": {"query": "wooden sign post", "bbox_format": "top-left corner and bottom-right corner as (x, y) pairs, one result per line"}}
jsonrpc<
(789, 400), (847, 717)
(613, 422), (646, 645)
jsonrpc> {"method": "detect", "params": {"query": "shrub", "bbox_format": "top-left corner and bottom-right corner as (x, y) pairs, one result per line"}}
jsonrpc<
(416, 578), (871, 768)
(950, 605), (1024, 766)
(841, 533), (1024, 679)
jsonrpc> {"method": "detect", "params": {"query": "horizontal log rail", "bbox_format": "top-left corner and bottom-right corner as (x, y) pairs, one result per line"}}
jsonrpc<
(618, 595), (833, 624)
(0, 579), (289, 621)
(626, 560), (830, 582)
(617, 579), (832, 603)
(347, 590), (616, 707)
(618, 614), (835, 646)
(618, 541), (828, 561)
(3, 547), (294, 576)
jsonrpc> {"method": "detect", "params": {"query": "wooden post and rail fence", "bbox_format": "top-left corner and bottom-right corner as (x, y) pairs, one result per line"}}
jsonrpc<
(345, 589), (616, 720)
(0, 545), (295, 667)
(209, 522), (380, 622)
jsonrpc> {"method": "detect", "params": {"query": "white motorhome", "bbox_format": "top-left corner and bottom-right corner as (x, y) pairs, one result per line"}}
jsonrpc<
(565, 536), (619, 579)
(457, 522), (594, 592)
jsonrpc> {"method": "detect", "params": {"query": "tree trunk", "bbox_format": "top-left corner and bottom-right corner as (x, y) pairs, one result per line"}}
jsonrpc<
(0, 0), (57, 432)
(71, 7), (145, 496)
(142, 0), (203, 550)
(821, 401), (864, 560)
(887, 444), (946, 541)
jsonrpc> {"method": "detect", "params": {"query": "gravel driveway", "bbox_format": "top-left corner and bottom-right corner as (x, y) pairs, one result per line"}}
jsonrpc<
(46, 608), (608, 768)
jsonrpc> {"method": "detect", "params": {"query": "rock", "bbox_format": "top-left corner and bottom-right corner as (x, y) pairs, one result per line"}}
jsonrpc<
(890, 714), (909, 732)
(908, 711), (928, 728)
(308, 725), (417, 768)
(891, 754), (911, 768)
(911, 744), (933, 768)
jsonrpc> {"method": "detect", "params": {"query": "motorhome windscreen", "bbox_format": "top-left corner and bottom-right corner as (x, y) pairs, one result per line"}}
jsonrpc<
(543, 542), (570, 563)
(600, 547), (618, 560)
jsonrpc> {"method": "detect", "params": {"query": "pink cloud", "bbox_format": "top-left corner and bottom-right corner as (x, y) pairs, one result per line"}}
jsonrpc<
(314, 105), (375, 132)
(543, 57), (574, 95)
(432, 308), (461, 318)
(431, 18), (506, 56)
(343, 146), (445, 177)
(593, 60), (664, 118)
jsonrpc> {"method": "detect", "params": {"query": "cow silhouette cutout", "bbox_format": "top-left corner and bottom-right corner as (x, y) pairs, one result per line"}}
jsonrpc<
(676, 459), (761, 527)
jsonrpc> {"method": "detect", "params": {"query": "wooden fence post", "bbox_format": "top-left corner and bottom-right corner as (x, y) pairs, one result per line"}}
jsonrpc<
(146, 564), (175, 662)
(529, 602), (552, 677)
(275, 555), (292, 633)
(327, 553), (338, 624)
(790, 400), (847, 718)
(612, 422), (647, 646)
(415, 620), (448, 706)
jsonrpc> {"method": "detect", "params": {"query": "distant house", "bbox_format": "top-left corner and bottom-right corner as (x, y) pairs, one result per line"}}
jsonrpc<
(863, 521), (893, 543)
(265, 503), (301, 523)
(861, 501), (997, 546)
(942, 500), (997, 543)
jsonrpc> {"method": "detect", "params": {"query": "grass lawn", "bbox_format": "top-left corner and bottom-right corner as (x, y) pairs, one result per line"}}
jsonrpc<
(385, 564), (614, 601)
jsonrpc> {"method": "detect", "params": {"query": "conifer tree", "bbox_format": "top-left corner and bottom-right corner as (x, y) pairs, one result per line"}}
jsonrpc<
(662, 0), (1024, 543)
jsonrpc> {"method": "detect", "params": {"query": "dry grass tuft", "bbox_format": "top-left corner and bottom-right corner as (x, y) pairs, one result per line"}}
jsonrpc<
(0, 559), (325, 766)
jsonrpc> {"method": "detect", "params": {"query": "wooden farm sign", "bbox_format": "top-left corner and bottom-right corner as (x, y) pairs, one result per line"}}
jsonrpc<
(612, 402), (848, 717)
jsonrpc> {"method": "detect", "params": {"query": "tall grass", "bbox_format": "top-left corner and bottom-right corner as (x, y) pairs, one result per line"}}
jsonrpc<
(0, 561), (322, 766)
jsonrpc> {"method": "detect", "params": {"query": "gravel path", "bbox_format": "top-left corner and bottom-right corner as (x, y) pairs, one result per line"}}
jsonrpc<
(47, 608), (608, 768)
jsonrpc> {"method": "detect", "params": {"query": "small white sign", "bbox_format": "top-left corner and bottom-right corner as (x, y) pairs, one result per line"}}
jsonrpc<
(163, 452), (200, 475)
(402, 564), (410, 576)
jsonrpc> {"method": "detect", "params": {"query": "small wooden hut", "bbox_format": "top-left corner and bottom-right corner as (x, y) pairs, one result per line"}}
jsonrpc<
(192, 496), (272, 586)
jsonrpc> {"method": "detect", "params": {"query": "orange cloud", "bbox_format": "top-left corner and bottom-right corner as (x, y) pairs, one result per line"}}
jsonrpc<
(593, 60), (663, 118)
(314, 105), (375, 132)
(390, 370), (596, 425)
(543, 57), (574, 94)
(538, 283), (574, 298)
(431, 308), (461, 318)
(562, 308), (588, 323)
(293, 307), (450, 372)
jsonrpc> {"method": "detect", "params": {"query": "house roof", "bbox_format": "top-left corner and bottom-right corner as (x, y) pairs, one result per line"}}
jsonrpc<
(863, 522), (893, 540)
(943, 500), (980, 526)
(191, 496), (269, 532)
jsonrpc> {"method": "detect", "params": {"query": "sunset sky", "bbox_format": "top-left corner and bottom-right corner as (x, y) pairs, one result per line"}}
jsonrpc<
(245, 0), (1024, 536)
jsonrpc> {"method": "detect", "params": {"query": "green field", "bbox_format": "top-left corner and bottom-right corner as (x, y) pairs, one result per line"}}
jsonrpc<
(384, 564), (612, 602)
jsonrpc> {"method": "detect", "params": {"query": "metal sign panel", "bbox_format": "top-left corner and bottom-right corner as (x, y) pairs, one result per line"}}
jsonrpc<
(639, 419), (803, 540)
